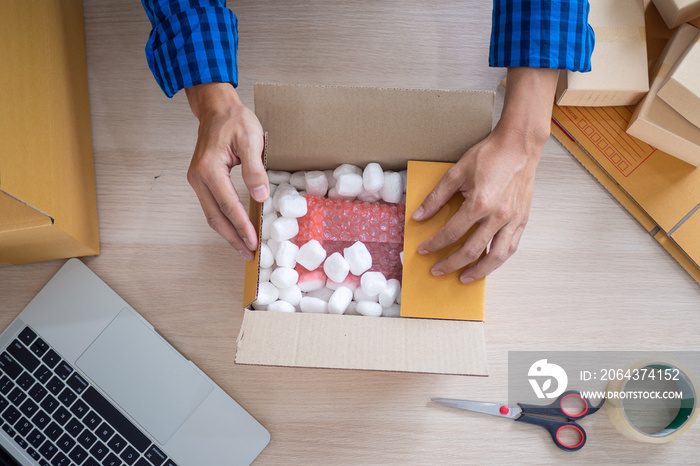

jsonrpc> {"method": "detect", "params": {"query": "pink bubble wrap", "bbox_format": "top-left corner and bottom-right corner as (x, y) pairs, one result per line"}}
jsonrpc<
(296, 196), (405, 280)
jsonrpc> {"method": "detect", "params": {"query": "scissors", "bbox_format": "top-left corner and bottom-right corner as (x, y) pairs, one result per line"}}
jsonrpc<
(432, 390), (604, 452)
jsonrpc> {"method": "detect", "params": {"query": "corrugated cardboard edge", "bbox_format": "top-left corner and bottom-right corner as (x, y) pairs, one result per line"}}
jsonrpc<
(550, 118), (700, 284)
(236, 311), (488, 376)
(242, 135), (267, 308)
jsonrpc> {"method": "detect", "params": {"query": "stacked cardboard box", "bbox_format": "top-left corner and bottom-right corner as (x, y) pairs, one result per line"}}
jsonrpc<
(652, 0), (700, 28)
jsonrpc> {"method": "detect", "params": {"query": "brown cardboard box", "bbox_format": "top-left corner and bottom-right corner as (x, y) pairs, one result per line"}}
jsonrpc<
(652, 0), (700, 28)
(627, 24), (700, 166)
(551, 105), (700, 284)
(235, 84), (494, 376)
(657, 38), (700, 127)
(0, 0), (99, 265)
(556, 0), (649, 107)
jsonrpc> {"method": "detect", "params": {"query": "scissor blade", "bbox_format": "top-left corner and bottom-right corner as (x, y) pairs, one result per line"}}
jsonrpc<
(432, 398), (521, 419)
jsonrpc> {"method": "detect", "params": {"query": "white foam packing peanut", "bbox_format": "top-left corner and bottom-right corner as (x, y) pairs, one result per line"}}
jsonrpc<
(260, 212), (277, 240)
(336, 173), (364, 197)
(305, 171), (328, 197)
(272, 183), (298, 211)
(380, 171), (403, 204)
(357, 190), (381, 203)
(279, 194), (308, 218)
(259, 267), (272, 283)
(289, 171), (306, 190)
(270, 267), (298, 289)
(267, 300), (296, 313)
(382, 303), (401, 317)
(296, 240), (327, 270)
(326, 276), (359, 291)
(343, 241), (373, 276)
(270, 217), (299, 242)
(323, 252), (350, 283)
(362, 163), (385, 192)
(327, 187), (353, 200)
(278, 285), (302, 306)
(275, 240), (298, 268)
(324, 170), (336, 189)
(306, 287), (334, 302)
(300, 296), (328, 313)
(259, 243), (274, 268)
(254, 282), (279, 306)
(267, 238), (281, 257)
(267, 170), (291, 185)
(328, 287), (353, 314)
(262, 198), (273, 215)
(356, 301), (383, 317)
(297, 270), (327, 292)
(333, 163), (362, 179)
(354, 287), (378, 303)
(378, 278), (401, 307)
(361, 271), (387, 296)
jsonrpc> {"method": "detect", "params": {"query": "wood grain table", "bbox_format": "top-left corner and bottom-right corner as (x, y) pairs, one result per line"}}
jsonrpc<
(1, 1), (699, 464)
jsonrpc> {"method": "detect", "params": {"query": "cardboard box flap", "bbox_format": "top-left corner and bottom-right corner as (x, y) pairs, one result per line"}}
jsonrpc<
(670, 208), (700, 269)
(236, 311), (488, 376)
(0, 191), (52, 231)
(254, 84), (494, 172)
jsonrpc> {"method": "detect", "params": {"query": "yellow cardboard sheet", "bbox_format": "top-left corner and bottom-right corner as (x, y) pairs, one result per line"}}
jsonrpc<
(400, 161), (485, 321)
(550, 104), (700, 284)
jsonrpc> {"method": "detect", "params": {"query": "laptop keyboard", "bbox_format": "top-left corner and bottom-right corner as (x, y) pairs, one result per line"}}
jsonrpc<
(0, 326), (179, 466)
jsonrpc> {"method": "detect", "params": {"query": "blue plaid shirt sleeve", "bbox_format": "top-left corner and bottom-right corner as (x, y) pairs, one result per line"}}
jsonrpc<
(141, 0), (238, 98)
(489, 0), (595, 72)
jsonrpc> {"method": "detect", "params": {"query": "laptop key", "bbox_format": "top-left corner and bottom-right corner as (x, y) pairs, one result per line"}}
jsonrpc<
(144, 444), (167, 465)
(90, 440), (109, 460)
(84, 410), (102, 430)
(135, 459), (151, 466)
(52, 406), (71, 426)
(27, 427), (46, 448)
(54, 361), (73, 380)
(108, 433), (127, 453)
(29, 382), (48, 402)
(69, 444), (89, 463)
(15, 435), (28, 449)
(51, 451), (70, 466)
(32, 409), (51, 430)
(16, 371), (34, 391)
(71, 398), (89, 419)
(163, 460), (178, 466)
(2, 406), (21, 424)
(56, 432), (76, 453)
(66, 417), (84, 438)
(8, 387), (26, 405)
(35, 364), (53, 384)
(0, 375), (13, 394)
(8, 339), (40, 372)
(0, 352), (23, 379)
(1, 422), (16, 437)
(0, 396), (7, 412)
(67, 372), (89, 395)
(119, 445), (139, 465)
(77, 428), (97, 449)
(83, 387), (151, 452)
(27, 446), (41, 461)
(18, 327), (37, 346)
(39, 439), (58, 460)
(40, 394), (60, 414)
(46, 376), (65, 396)
(30, 338), (49, 357)
(43, 421), (62, 442)
(15, 416), (33, 436)
(20, 398), (39, 417)
(103, 452), (121, 466)
(40, 459), (50, 466)
(84, 458), (100, 466)
(96, 421), (115, 442)
(42, 349), (61, 369)
(58, 387), (77, 407)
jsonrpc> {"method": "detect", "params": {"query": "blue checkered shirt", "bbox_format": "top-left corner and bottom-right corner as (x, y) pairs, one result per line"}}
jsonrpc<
(490, 0), (595, 71)
(142, 0), (238, 98)
(142, 1), (595, 98)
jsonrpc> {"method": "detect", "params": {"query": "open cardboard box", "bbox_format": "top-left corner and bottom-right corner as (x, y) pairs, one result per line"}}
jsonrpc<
(0, 0), (99, 266)
(235, 84), (494, 376)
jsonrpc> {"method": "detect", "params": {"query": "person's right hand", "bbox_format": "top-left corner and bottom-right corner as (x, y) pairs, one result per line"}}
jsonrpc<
(184, 82), (268, 260)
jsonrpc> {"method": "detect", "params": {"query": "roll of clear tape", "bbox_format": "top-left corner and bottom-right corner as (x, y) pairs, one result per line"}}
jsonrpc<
(606, 358), (698, 443)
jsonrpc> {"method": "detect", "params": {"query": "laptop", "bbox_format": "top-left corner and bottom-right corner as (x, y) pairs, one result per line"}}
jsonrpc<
(0, 258), (269, 466)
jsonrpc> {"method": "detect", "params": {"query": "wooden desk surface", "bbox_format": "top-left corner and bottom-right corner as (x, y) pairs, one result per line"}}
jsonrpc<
(1, 1), (699, 463)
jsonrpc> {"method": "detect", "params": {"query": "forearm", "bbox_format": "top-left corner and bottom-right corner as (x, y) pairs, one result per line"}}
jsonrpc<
(495, 67), (560, 156)
(185, 82), (243, 121)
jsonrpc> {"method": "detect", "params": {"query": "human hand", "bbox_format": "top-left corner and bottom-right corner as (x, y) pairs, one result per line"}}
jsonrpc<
(412, 67), (560, 283)
(185, 83), (268, 260)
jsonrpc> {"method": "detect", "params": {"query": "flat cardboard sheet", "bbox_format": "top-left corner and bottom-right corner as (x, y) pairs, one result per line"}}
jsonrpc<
(401, 161), (485, 321)
(556, 0), (648, 107)
(627, 25), (700, 166)
(236, 311), (488, 376)
(551, 104), (700, 283)
(658, 38), (700, 128)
